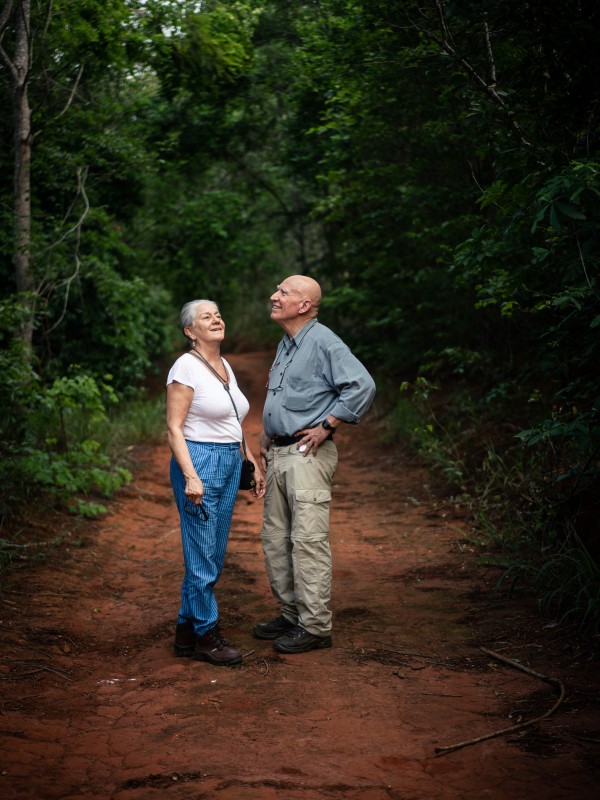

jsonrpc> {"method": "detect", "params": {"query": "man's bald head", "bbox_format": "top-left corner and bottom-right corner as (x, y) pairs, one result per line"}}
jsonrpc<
(269, 275), (323, 335)
(286, 275), (322, 313)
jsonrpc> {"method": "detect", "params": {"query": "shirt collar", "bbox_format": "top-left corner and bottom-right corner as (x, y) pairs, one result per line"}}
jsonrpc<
(283, 318), (318, 349)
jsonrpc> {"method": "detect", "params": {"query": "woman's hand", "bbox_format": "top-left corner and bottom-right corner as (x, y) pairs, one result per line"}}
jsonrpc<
(251, 467), (266, 499)
(184, 475), (204, 505)
(245, 437), (267, 497)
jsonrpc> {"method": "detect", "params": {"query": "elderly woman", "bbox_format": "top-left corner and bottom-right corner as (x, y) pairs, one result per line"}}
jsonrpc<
(167, 299), (265, 666)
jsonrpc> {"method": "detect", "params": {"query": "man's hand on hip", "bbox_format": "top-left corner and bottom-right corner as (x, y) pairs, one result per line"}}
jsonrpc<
(294, 424), (332, 457)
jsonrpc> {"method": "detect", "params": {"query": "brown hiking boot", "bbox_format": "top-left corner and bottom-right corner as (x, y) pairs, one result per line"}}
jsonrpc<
(193, 626), (242, 666)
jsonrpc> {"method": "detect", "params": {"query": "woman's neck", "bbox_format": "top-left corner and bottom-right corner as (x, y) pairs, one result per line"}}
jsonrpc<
(193, 343), (221, 363)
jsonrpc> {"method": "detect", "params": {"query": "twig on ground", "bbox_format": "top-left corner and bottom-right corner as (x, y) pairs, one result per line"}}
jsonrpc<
(257, 657), (269, 676)
(0, 539), (58, 548)
(241, 651), (270, 674)
(434, 646), (565, 756)
(374, 645), (430, 659)
(0, 694), (39, 712)
(3, 664), (74, 681)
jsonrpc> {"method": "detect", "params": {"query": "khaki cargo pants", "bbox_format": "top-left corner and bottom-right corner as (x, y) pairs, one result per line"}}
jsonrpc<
(261, 439), (338, 636)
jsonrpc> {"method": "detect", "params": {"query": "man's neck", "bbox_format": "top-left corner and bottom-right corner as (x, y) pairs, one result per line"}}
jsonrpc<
(279, 316), (317, 339)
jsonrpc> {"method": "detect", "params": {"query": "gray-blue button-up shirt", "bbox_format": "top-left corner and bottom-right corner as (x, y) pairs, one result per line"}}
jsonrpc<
(263, 319), (376, 437)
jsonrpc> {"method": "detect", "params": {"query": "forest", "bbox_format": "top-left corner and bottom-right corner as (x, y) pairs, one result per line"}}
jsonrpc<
(1, 1), (599, 631)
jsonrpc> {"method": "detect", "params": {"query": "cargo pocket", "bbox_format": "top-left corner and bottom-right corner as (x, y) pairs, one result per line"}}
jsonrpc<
(293, 489), (332, 539)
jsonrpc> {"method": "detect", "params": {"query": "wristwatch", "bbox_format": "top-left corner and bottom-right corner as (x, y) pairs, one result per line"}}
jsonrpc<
(321, 419), (335, 431)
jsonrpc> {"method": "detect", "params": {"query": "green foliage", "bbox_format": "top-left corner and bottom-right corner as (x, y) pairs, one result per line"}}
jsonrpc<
(43, 254), (172, 394)
(0, 366), (167, 523)
(534, 540), (600, 632)
(5, 370), (131, 514)
(495, 535), (600, 636)
(82, 392), (167, 478)
(20, 440), (131, 508)
(395, 378), (466, 489)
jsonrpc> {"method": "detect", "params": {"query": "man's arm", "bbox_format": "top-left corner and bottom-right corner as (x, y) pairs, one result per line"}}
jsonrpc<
(295, 342), (376, 456)
(324, 340), (376, 424)
(259, 429), (272, 472)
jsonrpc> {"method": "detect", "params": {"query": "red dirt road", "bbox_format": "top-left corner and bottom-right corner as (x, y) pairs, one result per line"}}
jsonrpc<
(1, 352), (599, 800)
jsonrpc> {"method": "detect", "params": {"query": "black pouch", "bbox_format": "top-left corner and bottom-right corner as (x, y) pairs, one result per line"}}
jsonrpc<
(239, 458), (256, 490)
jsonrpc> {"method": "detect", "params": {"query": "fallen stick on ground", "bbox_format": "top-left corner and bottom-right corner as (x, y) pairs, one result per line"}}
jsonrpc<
(434, 646), (566, 756)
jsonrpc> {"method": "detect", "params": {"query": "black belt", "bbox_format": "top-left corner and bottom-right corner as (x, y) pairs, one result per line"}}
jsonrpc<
(272, 434), (302, 446)
(272, 433), (333, 446)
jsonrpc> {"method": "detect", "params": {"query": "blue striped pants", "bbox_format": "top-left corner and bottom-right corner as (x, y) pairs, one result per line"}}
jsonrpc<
(170, 441), (242, 635)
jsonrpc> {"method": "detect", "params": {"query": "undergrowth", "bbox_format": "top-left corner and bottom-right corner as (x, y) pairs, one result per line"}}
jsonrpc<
(387, 377), (600, 636)
(0, 390), (165, 574)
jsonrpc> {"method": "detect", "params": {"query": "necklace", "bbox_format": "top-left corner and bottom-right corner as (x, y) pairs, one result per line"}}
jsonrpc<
(189, 349), (228, 382)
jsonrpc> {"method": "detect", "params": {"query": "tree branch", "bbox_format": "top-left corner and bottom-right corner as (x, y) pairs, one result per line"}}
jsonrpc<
(44, 166), (90, 334)
(229, 152), (293, 218)
(434, 647), (566, 756)
(0, 0), (15, 39)
(0, 0), (17, 79)
(56, 62), (84, 118)
(402, 1), (530, 148)
(483, 19), (497, 86)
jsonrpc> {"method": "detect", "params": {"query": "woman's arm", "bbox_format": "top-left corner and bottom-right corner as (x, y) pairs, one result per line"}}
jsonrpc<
(166, 381), (204, 504)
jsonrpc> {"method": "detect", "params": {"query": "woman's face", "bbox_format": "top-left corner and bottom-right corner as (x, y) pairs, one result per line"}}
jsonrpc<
(187, 302), (225, 345)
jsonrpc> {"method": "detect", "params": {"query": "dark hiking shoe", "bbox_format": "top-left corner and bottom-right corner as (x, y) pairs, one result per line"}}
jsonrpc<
(273, 625), (332, 654)
(193, 627), (243, 666)
(174, 620), (196, 657)
(253, 615), (296, 640)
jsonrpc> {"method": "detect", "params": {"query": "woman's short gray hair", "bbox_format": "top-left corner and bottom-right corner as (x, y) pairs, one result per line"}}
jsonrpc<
(180, 299), (219, 338)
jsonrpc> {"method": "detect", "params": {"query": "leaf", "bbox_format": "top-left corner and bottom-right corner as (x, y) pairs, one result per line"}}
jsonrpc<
(549, 205), (562, 231)
(531, 247), (550, 263)
(555, 201), (586, 220)
(530, 206), (548, 233)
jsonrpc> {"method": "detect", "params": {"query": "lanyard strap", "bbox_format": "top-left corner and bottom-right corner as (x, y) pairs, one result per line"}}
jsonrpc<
(188, 350), (248, 458)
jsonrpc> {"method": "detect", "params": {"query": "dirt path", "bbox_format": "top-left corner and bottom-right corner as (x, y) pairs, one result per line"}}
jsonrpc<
(1, 352), (599, 800)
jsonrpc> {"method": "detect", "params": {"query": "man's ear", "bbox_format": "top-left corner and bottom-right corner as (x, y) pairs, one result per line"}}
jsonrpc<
(299, 299), (312, 315)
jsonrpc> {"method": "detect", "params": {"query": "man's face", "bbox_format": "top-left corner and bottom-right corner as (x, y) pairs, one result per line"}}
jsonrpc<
(270, 279), (304, 324)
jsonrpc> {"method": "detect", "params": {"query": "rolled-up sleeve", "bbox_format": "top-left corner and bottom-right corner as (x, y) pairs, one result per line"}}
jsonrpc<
(324, 340), (376, 423)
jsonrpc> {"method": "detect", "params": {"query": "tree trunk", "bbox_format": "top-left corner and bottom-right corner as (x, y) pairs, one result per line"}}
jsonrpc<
(1, 0), (34, 355)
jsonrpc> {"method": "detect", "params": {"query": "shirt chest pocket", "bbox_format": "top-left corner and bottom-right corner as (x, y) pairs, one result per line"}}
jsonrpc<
(282, 376), (316, 411)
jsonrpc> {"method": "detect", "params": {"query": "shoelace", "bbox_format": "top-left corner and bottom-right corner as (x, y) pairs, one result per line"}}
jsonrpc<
(209, 628), (231, 649)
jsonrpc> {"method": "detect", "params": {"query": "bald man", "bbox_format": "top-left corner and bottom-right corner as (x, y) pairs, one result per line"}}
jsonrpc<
(254, 275), (376, 653)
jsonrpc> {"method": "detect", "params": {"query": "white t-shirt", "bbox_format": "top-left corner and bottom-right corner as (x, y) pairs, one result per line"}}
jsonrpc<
(167, 353), (249, 443)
